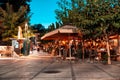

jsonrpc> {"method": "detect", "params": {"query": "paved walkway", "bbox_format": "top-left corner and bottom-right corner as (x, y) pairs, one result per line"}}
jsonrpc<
(0, 50), (120, 80)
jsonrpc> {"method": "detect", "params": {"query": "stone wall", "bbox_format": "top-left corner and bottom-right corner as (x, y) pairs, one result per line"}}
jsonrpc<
(0, 46), (13, 56)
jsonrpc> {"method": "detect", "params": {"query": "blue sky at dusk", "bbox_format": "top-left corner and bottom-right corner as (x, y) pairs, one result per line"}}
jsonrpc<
(30, 0), (58, 28)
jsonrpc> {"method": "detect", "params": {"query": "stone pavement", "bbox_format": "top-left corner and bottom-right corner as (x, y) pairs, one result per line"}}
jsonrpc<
(0, 50), (120, 80)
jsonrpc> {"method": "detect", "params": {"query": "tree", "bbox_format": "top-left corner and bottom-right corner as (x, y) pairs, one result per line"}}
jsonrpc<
(0, 0), (31, 41)
(0, 3), (28, 41)
(47, 23), (56, 32)
(86, 0), (120, 64)
(31, 24), (46, 36)
(55, 0), (72, 25)
(55, 21), (61, 29)
(80, 0), (120, 64)
(0, 0), (31, 25)
(0, 0), (31, 12)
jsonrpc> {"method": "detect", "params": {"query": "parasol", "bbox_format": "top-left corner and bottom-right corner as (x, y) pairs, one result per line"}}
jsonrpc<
(18, 26), (23, 39)
(41, 25), (81, 58)
(41, 25), (79, 40)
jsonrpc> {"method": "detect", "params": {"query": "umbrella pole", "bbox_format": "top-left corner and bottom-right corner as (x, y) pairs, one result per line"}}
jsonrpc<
(68, 34), (72, 60)
(58, 40), (61, 57)
(69, 44), (71, 59)
(59, 46), (61, 57)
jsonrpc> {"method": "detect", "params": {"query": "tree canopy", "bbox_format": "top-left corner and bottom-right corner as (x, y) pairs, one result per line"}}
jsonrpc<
(0, 0), (31, 41)
(0, 0), (31, 12)
(55, 0), (120, 39)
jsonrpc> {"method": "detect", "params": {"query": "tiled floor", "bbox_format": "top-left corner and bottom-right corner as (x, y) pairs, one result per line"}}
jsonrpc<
(0, 52), (120, 80)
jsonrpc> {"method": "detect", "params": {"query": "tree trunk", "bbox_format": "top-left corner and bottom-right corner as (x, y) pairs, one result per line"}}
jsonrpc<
(117, 35), (120, 61)
(105, 34), (111, 64)
(117, 35), (120, 54)
(82, 40), (85, 62)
